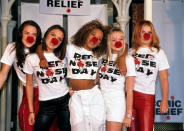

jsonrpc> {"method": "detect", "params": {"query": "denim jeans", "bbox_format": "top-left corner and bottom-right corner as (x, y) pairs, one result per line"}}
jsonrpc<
(33, 93), (71, 131)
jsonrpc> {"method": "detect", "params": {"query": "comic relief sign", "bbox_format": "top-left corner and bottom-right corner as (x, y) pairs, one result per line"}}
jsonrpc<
(155, 95), (184, 122)
(40, 0), (90, 15)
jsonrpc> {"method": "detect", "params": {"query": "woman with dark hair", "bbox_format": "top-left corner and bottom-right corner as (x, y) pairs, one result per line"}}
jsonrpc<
(24, 25), (71, 131)
(38, 20), (110, 131)
(0, 20), (42, 131)
(128, 20), (169, 131)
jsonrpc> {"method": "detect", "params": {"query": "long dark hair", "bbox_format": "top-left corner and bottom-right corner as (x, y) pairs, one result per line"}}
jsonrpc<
(15, 20), (42, 65)
(71, 20), (110, 58)
(42, 25), (67, 60)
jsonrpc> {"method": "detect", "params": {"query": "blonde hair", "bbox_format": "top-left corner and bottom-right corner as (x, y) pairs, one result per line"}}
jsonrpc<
(107, 27), (128, 76)
(132, 20), (160, 53)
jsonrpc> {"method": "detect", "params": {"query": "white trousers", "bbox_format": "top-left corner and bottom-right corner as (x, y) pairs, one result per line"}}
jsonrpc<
(69, 85), (106, 131)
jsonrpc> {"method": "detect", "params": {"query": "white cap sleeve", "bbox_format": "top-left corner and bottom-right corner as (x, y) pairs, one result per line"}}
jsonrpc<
(1, 43), (16, 66)
(125, 55), (136, 77)
(157, 49), (170, 71)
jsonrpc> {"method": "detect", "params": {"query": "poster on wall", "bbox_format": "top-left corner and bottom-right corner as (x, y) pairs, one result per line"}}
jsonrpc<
(21, 2), (63, 34)
(40, 0), (90, 15)
(153, 0), (184, 123)
(68, 4), (108, 40)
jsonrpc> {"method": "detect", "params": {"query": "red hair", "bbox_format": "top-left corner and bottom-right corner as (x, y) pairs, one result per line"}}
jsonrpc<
(132, 20), (160, 53)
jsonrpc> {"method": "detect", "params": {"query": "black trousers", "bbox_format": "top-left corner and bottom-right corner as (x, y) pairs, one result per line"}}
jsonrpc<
(33, 93), (71, 131)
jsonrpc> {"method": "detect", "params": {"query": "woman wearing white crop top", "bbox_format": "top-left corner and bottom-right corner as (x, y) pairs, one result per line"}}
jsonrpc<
(67, 20), (110, 131)
(24, 25), (71, 131)
(99, 27), (136, 131)
(128, 20), (169, 131)
(0, 20), (42, 131)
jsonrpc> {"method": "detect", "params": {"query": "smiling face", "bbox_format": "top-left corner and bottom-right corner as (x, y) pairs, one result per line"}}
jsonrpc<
(83, 28), (103, 51)
(22, 25), (37, 48)
(140, 25), (153, 47)
(45, 29), (64, 53)
(110, 31), (125, 54)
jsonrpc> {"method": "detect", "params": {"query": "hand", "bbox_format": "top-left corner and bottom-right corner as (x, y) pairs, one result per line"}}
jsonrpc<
(69, 87), (74, 96)
(28, 113), (35, 125)
(160, 99), (168, 114)
(123, 117), (132, 128)
(40, 58), (49, 69)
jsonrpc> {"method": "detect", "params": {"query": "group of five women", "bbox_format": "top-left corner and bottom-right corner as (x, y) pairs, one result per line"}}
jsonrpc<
(0, 19), (169, 131)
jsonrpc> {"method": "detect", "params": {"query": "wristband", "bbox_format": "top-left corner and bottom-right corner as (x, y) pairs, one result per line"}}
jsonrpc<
(29, 112), (34, 114)
(126, 114), (132, 119)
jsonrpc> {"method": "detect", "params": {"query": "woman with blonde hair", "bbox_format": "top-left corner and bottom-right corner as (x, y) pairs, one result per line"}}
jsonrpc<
(99, 27), (136, 131)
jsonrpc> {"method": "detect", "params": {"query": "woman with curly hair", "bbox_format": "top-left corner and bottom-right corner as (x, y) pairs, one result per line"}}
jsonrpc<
(67, 20), (109, 131)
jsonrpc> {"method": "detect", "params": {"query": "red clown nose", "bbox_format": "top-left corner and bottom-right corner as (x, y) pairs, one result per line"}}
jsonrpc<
(143, 33), (151, 40)
(91, 37), (98, 44)
(51, 38), (59, 45)
(115, 41), (122, 48)
(26, 36), (35, 43)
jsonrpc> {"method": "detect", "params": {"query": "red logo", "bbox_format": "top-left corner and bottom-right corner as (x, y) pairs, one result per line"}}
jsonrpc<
(171, 96), (175, 100)
(101, 66), (107, 72)
(66, 8), (71, 13)
(46, 69), (54, 76)
(77, 61), (84, 67)
(134, 58), (140, 65)
(167, 116), (171, 120)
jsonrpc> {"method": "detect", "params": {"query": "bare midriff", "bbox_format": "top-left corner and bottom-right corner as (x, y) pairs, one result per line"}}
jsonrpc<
(69, 79), (95, 91)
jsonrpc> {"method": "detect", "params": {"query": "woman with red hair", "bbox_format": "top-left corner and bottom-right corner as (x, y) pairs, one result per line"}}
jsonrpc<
(128, 20), (169, 131)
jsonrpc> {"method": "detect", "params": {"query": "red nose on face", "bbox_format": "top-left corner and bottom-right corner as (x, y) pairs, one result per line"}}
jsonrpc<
(26, 36), (35, 43)
(143, 33), (151, 40)
(51, 38), (59, 45)
(115, 41), (122, 48)
(91, 37), (99, 44)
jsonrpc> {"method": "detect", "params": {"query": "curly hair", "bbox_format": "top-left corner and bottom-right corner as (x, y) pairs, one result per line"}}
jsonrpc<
(132, 20), (160, 53)
(42, 25), (67, 60)
(71, 20), (110, 58)
(15, 20), (42, 65)
(107, 27), (128, 76)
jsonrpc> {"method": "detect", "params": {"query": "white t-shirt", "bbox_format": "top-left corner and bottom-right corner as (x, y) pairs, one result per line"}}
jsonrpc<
(99, 54), (136, 91)
(66, 44), (101, 80)
(0, 42), (37, 87)
(24, 53), (69, 101)
(129, 47), (169, 94)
